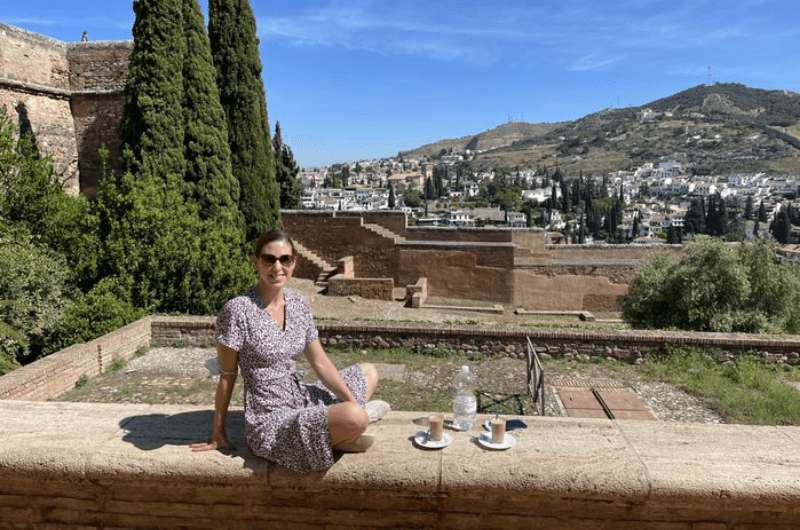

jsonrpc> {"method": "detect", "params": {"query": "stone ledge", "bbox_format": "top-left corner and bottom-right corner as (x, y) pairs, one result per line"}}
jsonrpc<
(1, 401), (799, 528)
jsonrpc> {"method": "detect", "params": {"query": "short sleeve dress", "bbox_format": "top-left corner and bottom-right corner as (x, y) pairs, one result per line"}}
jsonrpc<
(216, 287), (367, 472)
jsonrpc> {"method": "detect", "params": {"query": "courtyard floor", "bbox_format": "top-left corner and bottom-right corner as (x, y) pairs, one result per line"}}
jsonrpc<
(57, 345), (725, 424)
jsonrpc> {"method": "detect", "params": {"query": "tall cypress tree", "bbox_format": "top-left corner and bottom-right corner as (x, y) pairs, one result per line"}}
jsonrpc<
(181, 0), (250, 309)
(181, 0), (240, 220)
(744, 195), (754, 221)
(209, 0), (280, 239)
(272, 121), (302, 209)
(758, 202), (768, 223)
(121, 0), (185, 180)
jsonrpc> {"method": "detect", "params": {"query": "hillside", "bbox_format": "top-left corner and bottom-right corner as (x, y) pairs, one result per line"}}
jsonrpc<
(405, 84), (800, 174)
(400, 121), (562, 159)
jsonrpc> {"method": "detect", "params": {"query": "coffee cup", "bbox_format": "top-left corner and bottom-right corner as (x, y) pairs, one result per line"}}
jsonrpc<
(490, 417), (506, 444)
(428, 414), (444, 442)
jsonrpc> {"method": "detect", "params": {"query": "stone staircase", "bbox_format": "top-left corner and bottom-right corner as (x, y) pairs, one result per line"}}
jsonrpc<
(293, 241), (337, 291)
(363, 222), (407, 243)
(314, 267), (339, 291)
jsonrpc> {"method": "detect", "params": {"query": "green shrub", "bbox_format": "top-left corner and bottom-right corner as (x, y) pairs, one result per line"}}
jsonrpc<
(0, 224), (73, 363)
(623, 237), (800, 333)
(45, 277), (146, 355)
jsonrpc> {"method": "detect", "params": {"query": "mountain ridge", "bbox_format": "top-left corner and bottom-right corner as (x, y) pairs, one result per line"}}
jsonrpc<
(400, 83), (800, 174)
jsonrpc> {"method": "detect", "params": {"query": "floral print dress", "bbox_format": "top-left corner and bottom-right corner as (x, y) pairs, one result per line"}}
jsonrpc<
(216, 288), (367, 472)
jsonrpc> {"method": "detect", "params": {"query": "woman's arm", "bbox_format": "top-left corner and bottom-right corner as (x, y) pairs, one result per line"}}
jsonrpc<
(190, 344), (239, 451)
(304, 339), (357, 403)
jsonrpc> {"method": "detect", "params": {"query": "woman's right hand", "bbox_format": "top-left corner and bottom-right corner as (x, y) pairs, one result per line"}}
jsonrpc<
(189, 431), (234, 452)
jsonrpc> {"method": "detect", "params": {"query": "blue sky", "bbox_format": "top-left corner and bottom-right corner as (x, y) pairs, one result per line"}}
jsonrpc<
(3, 0), (800, 166)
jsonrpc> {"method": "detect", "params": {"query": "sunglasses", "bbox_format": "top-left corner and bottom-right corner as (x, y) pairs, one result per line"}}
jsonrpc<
(259, 253), (295, 266)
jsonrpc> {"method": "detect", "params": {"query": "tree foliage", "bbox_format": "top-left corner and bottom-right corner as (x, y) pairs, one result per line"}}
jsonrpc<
(121, 0), (186, 180)
(623, 237), (800, 333)
(272, 122), (302, 209)
(209, 0), (280, 239)
(0, 223), (72, 364)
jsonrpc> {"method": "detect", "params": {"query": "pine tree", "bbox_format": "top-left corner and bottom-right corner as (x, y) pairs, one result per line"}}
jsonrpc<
(578, 212), (586, 244)
(753, 219), (760, 238)
(209, 0), (280, 239)
(121, 0), (186, 180)
(388, 183), (396, 209)
(631, 213), (640, 240)
(272, 122), (302, 209)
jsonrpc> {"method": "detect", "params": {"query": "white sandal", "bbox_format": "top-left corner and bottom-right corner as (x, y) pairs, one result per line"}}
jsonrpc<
(365, 400), (391, 423)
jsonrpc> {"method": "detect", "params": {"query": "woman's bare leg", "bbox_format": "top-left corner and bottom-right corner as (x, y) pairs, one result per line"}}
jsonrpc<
(359, 362), (378, 400)
(328, 401), (371, 452)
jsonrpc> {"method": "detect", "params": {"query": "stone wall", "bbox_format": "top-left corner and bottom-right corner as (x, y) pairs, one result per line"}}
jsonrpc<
(282, 211), (398, 278)
(66, 42), (131, 93)
(3, 315), (800, 401)
(67, 43), (131, 193)
(397, 243), (516, 303)
(545, 243), (684, 261)
(513, 265), (637, 311)
(327, 276), (394, 300)
(70, 93), (125, 194)
(407, 226), (515, 243)
(0, 87), (80, 194)
(0, 24), (132, 194)
(150, 317), (800, 365)
(2, 402), (800, 529)
(337, 210), (409, 237)
(0, 24), (69, 89)
(0, 317), (151, 401)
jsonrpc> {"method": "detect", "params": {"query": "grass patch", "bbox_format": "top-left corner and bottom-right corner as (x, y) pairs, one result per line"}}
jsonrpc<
(106, 357), (127, 373)
(642, 347), (800, 425)
(74, 374), (88, 388)
(326, 345), (472, 371)
(372, 380), (453, 412)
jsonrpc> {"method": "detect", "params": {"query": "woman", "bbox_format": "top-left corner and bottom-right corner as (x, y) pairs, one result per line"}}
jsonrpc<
(191, 230), (389, 472)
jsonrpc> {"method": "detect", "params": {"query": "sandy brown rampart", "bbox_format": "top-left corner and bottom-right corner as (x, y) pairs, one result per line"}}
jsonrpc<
(283, 211), (399, 279)
(1, 402), (799, 529)
(0, 23), (131, 194)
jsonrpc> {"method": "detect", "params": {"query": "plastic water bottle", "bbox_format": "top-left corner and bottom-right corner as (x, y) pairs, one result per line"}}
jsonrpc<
(452, 365), (477, 431)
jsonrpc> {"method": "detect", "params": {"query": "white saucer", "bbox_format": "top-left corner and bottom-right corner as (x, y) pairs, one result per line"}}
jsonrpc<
(477, 432), (516, 451)
(413, 431), (453, 450)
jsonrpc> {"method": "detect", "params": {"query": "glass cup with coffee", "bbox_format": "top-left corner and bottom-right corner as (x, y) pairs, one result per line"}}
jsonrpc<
(428, 413), (444, 442)
(490, 416), (506, 444)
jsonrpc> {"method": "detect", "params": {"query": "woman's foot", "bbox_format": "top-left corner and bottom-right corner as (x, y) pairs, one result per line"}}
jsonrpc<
(365, 400), (391, 423)
(335, 434), (375, 453)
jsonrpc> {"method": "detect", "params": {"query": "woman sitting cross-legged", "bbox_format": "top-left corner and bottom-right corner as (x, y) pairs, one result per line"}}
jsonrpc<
(191, 230), (390, 472)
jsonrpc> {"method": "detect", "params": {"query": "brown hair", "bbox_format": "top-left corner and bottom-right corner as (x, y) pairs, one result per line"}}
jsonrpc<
(253, 230), (295, 256)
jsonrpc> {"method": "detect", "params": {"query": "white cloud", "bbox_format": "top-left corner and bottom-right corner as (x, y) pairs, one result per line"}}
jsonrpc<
(6, 17), (58, 26)
(568, 54), (625, 72)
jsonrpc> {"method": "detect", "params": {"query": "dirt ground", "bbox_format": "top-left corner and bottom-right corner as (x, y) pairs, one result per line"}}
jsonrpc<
(57, 345), (724, 424)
